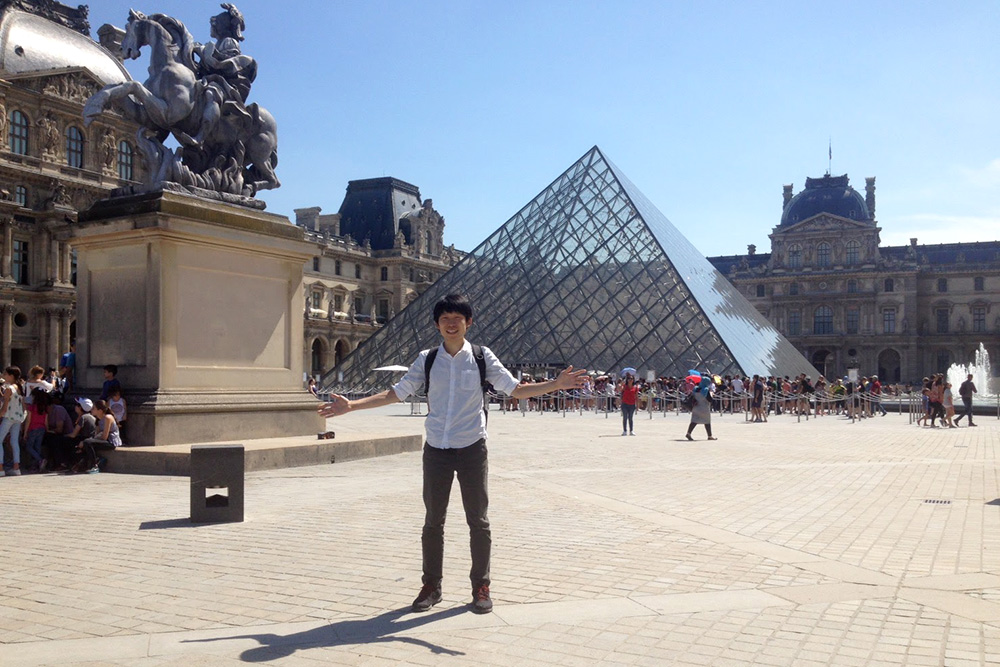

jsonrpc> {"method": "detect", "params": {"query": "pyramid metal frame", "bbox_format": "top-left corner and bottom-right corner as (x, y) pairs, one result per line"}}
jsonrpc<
(321, 146), (816, 393)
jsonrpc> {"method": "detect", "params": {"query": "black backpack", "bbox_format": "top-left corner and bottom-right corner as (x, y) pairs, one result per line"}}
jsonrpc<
(423, 344), (490, 422)
(681, 391), (697, 410)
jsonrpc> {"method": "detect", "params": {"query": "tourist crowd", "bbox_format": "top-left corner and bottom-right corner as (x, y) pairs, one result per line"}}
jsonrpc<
(0, 362), (125, 476)
(490, 369), (981, 438)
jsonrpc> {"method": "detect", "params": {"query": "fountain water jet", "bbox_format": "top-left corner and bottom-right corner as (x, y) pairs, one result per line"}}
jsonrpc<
(947, 342), (994, 398)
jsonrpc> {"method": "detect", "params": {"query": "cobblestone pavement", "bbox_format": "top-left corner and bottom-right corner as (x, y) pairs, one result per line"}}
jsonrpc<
(2, 405), (1000, 665)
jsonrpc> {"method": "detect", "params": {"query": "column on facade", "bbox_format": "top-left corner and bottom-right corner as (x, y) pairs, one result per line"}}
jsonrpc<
(46, 308), (60, 369)
(58, 308), (71, 359)
(1, 306), (11, 368)
(50, 239), (61, 285)
(61, 242), (72, 286)
(1, 220), (11, 279)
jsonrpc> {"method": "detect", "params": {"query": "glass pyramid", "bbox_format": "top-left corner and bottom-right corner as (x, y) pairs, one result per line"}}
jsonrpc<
(322, 146), (816, 393)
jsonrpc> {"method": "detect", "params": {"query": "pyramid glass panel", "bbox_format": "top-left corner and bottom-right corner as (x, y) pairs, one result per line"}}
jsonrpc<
(322, 147), (816, 393)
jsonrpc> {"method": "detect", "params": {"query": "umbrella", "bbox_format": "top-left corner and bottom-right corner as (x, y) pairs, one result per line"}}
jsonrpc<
(687, 369), (701, 377)
(620, 367), (637, 378)
(373, 364), (409, 372)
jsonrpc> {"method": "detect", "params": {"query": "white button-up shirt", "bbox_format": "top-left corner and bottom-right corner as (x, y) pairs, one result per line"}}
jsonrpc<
(393, 340), (519, 449)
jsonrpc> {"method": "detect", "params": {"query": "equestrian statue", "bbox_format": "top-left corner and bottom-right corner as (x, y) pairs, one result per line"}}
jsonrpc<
(83, 4), (279, 205)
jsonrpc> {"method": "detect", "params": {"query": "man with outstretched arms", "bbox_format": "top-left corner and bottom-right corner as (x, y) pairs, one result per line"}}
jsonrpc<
(318, 294), (587, 614)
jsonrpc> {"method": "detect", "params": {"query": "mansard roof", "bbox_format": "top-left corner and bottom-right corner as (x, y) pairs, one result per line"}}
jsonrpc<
(780, 174), (872, 228)
(337, 177), (423, 251)
(880, 241), (1000, 266)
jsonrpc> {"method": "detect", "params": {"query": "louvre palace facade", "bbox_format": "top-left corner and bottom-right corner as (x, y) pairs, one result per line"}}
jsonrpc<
(707, 174), (1000, 386)
(295, 177), (464, 378)
(0, 1), (143, 371)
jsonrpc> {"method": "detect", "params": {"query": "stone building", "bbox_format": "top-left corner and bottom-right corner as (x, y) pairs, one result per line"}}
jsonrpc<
(707, 173), (1000, 385)
(296, 177), (464, 377)
(0, 0), (142, 370)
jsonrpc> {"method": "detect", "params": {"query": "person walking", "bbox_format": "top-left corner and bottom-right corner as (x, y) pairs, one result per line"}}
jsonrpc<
(685, 375), (717, 441)
(871, 375), (888, 416)
(620, 374), (638, 436)
(317, 294), (586, 615)
(954, 373), (977, 427)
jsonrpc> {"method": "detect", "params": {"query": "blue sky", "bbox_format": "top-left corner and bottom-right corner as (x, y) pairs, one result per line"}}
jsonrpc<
(87, 1), (1000, 257)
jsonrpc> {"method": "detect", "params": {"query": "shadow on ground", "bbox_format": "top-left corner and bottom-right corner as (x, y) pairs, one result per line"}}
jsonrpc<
(185, 606), (468, 661)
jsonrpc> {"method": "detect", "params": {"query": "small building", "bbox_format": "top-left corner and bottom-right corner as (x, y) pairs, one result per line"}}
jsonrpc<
(707, 173), (1000, 385)
(296, 177), (464, 378)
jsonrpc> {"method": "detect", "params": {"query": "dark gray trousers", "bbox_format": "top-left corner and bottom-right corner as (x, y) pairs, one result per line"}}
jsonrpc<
(422, 439), (490, 590)
(955, 397), (975, 424)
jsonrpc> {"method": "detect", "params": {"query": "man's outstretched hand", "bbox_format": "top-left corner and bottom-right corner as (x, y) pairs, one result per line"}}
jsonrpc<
(318, 394), (350, 418)
(554, 365), (588, 391)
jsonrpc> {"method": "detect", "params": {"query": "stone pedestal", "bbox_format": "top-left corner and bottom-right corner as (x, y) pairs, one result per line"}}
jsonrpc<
(68, 191), (324, 446)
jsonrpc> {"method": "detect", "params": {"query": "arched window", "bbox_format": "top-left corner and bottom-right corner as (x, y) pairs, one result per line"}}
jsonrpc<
(65, 126), (84, 168)
(816, 242), (831, 267)
(813, 305), (834, 334)
(845, 240), (860, 265)
(788, 244), (802, 269)
(310, 339), (325, 376)
(9, 110), (29, 155)
(380, 266), (388, 281)
(424, 230), (433, 254)
(117, 141), (133, 180)
(14, 185), (27, 207)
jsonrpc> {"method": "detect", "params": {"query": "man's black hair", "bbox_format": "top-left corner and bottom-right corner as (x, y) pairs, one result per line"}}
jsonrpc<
(433, 294), (473, 323)
(104, 364), (118, 375)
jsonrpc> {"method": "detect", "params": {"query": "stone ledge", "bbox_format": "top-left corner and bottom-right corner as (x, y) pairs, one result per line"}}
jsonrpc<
(103, 433), (423, 476)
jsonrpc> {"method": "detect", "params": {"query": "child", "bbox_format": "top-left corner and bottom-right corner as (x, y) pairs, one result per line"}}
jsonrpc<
(79, 399), (121, 473)
(0, 366), (25, 476)
(318, 294), (586, 614)
(23, 388), (49, 472)
(108, 387), (127, 441)
(23, 365), (53, 407)
(64, 398), (97, 472)
(99, 364), (121, 401)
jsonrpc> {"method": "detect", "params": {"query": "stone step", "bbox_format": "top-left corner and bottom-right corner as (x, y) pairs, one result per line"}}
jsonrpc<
(102, 433), (423, 476)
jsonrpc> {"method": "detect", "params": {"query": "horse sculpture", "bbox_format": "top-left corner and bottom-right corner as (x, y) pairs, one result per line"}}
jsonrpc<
(83, 8), (279, 200)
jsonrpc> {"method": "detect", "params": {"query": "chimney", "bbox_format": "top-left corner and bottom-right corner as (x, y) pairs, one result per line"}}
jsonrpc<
(294, 206), (322, 230)
(782, 184), (793, 208)
(865, 176), (876, 219)
(747, 244), (756, 256)
(97, 24), (125, 62)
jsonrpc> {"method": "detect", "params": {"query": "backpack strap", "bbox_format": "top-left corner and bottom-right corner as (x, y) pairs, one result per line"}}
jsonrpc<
(423, 347), (439, 397)
(471, 344), (487, 390)
(471, 343), (489, 425)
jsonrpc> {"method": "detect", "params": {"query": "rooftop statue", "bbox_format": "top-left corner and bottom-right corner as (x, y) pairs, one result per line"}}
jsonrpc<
(83, 4), (279, 206)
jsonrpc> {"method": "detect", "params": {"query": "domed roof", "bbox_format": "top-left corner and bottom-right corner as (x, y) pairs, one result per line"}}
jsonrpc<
(780, 174), (871, 227)
(0, 9), (130, 86)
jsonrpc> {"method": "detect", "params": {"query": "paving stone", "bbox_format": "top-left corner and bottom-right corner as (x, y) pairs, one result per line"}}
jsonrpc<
(2, 408), (1000, 664)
